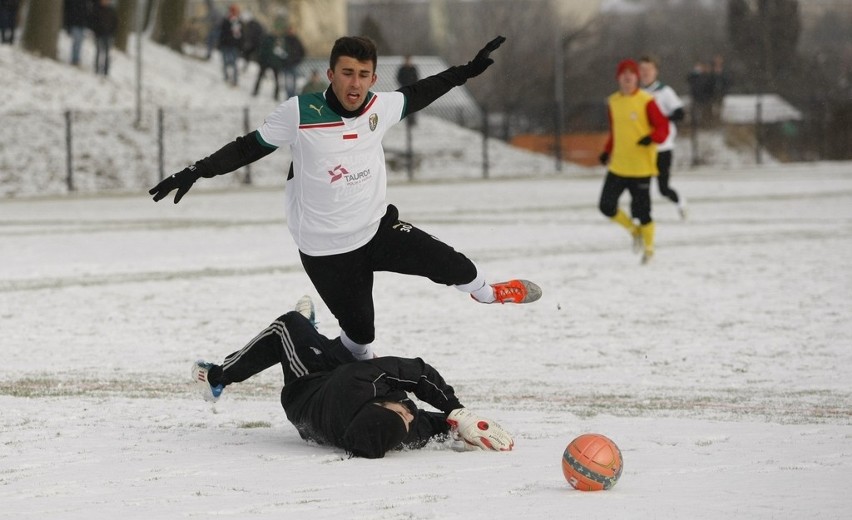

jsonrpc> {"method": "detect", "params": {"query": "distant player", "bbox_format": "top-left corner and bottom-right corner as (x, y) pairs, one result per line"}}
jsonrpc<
(598, 59), (669, 264)
(149, 36), (541, 360)
(191, 296), (514, 459)
(639, 55), (687, 219)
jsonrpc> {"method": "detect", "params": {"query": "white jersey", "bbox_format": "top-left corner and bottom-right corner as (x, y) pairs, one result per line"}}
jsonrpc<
(643, 80), (683, 152)
(257, 91), (406, 255)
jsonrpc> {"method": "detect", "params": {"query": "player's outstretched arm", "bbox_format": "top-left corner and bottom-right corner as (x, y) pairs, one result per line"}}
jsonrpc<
(397, 36), (506, 116)
(149, 131), (276, 203)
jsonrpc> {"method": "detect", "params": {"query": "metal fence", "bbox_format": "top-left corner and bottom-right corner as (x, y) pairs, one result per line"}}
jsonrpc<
(2, 102), (542, 198)
(2, 95), (848, 198)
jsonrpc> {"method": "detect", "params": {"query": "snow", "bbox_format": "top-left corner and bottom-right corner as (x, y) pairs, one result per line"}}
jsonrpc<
(0, 35), (574, 198)
(2, 34), (852, 520)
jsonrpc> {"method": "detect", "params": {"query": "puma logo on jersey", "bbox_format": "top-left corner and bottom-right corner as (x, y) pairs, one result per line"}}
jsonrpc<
(309, 104), (324, 116)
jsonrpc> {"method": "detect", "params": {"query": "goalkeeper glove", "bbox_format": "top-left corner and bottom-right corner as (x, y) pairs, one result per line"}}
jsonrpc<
(599, 151), (609, 165)
(637, 135), (653, 146)
(149, 165), (201, 203)
(447, 408), (514, 452)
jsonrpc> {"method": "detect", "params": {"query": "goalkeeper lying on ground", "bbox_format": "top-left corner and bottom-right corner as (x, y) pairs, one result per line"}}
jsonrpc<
(192, 296), (514, 459)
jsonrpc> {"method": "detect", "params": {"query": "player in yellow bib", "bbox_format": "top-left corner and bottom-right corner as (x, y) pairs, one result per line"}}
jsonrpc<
(598, 59), (670, 264)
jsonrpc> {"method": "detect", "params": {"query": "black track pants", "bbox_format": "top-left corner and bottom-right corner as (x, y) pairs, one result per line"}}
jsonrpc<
(211, 312), (355, 387)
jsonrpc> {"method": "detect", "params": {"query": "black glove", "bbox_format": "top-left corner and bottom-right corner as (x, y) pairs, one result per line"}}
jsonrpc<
(460, 36), (506, 79)
(598, 151), (609, 165)
(149, 165), (201, 203)
(669, 108), (685, 122)
(637, 135), (653, 146)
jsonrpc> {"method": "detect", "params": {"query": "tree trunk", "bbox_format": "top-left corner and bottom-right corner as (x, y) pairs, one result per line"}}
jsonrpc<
(152, 0), (186, 52)
(115, 0), (138, 52)
(21, 0), (63, 60)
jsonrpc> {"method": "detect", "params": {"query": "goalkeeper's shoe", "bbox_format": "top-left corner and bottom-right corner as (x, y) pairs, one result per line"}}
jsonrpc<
(294, 294), (317, 329)
(474, 279), (542, 304)
(192, 360), (224, 403)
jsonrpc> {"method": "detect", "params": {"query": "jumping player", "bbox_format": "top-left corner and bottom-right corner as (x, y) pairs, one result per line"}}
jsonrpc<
(639, 55), (687, 219)
(598, 59), (669, 264)
(192, 296), (514, 459)
(149, 35), (541, 360)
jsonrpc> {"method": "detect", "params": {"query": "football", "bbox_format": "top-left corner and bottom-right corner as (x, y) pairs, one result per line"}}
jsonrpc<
(561, 433), (623, 491)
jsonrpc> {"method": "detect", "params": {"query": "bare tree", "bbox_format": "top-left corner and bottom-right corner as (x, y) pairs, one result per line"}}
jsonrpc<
(152, 0), (187, 52)
(21, 0), (63, 60)
(728, 0), (801, 91)
(115, 0), (139, 52)
(441, 1), (561, 129)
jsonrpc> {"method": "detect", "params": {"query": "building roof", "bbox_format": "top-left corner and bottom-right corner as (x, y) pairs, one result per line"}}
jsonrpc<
(721, 94), (803, 123)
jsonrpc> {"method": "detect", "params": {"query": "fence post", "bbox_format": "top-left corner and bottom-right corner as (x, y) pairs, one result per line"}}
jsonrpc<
(690, 105), (700, 167)
(157, 107), (164, 180)
(554, 102), (563, 172)
(405, 119), (414, 181)
(65, 110), (74, 192)
(481, 106), (489, 179)
(243, 106), (252, 185)
(755, 95), (763, 165)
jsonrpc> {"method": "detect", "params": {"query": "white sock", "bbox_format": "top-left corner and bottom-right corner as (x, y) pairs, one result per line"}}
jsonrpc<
(456, 268), (494, 303)
(340, 330), (373, 360)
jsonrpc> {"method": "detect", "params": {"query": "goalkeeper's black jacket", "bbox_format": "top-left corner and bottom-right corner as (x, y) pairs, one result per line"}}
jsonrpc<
(280, 356), (460, 454)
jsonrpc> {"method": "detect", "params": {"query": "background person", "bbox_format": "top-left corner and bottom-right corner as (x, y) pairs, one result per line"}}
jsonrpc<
(218, 3), (243, 86)
(0, 0), (20, 45)
(92, 0), (117, 76)
(63, 0), (91, 66)
(639, 55), (687, 219)
(280, 26), (305, 99)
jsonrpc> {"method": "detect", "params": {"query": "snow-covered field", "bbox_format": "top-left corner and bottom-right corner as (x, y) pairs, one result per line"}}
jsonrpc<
(2, 31), (851, 520)
(2, 161), (851, 519)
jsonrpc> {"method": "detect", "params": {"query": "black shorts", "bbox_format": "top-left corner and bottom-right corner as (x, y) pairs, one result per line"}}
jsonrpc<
(598, 172), (653, 224)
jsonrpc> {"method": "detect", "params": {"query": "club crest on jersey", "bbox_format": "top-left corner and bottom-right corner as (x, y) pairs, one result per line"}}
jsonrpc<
(369, 113), (378, 131)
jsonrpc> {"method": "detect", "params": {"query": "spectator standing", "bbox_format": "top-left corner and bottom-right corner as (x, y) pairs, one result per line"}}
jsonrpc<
(252, 22), (285, 100)
(92, 0), (117, 76)
(280, 26), (305, 99)
(687, 60), (713, 127)
(64, 0), (91, 66)
(203, 0), (222, 61)
(0, 0), (19, 44)
(219, 3), (243, 86)
(710, 54), (731, 124)
(396, 55), (420, 125)
(300, 68), (327, 94)
(240, 10), (264, 72)
(598, 59), (669, 265)
(639, 55), (687, 219)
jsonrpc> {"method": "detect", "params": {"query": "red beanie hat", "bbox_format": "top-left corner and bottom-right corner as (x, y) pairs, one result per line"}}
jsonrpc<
(616, 59), (639, 77)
